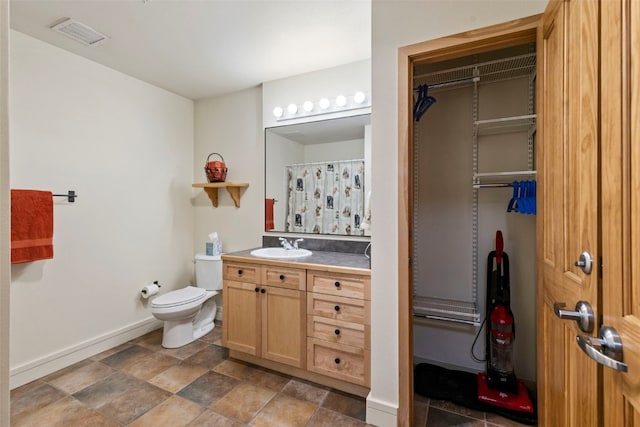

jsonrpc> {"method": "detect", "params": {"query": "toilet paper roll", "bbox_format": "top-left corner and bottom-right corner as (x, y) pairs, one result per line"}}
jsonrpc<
(141, 283), (160, 299)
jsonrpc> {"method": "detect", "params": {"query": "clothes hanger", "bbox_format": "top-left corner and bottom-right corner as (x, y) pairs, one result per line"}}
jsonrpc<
(414, 84), (437, 122)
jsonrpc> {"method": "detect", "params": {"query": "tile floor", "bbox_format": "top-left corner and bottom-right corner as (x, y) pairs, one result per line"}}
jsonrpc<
(10, 323), (530, 426)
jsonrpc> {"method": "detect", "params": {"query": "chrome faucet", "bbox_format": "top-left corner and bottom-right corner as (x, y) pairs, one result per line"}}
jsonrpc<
(293, 239), (304, 250)
(279, 237), (294, 250)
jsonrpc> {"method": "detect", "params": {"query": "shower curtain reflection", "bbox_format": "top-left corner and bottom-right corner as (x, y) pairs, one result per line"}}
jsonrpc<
(286, 159), (365, 235)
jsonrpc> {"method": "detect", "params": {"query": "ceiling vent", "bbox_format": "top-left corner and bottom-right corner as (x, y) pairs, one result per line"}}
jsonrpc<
(49, 18), (110, 46)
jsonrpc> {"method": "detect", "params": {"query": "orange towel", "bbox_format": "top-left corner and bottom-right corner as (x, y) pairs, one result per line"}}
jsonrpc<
(265, 198), (275, 230)
(11, 189), (54, 264)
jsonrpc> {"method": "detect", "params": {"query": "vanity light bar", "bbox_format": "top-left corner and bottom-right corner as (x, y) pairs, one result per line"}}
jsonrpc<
(273, 91), (370, 121)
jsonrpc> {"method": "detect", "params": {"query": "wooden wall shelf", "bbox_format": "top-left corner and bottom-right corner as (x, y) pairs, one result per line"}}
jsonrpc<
(192, 182), (249, 208)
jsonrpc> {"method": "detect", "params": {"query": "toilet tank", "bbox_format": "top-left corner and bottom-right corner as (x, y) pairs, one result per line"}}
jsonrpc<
(194, 253), (223, 291)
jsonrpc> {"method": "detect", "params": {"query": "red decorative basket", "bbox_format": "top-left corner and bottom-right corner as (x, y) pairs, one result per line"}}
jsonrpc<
(204, 152), (227, 182)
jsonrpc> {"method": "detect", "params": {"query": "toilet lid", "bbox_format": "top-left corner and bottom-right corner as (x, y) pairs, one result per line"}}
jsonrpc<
(151, 286), (206, 308)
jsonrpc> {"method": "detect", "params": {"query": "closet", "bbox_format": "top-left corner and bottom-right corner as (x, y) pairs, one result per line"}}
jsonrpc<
(411, 43), (537, 382)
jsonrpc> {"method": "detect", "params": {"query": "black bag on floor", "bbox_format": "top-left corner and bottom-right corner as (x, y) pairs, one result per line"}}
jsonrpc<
(414, 363), (537, 425)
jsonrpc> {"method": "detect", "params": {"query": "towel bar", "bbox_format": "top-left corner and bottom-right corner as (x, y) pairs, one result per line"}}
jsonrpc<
(52, 190), (77, 203)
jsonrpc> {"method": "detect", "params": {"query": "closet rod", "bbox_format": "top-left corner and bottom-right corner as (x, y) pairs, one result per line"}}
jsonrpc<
(473, 183), (513, 189)
(414, 77), (477, 91)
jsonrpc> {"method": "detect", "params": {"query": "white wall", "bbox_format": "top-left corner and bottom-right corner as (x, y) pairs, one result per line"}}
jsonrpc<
(9, 31), (195, 388)
(370, 1), (545, 425)
(193, 87), (263, 320)
(193, 87), (264, 254)
(1, 1), (10, 423)
(303, 138), (364, 163)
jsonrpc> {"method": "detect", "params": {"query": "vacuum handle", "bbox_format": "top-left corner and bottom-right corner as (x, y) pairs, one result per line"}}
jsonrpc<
(496, 231), (503, 264)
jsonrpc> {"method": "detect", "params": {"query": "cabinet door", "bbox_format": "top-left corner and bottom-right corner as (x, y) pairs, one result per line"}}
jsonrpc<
(223, 280), (260, 355)
(261, 285), (306, 368)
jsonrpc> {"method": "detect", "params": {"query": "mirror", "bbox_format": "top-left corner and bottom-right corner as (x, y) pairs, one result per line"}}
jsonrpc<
(265, 114), (371, 236)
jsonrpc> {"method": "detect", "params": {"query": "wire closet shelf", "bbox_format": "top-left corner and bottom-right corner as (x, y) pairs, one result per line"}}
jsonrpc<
(413, 52), (537, 90)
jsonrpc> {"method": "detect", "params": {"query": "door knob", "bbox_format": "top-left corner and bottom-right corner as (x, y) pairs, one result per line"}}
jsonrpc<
(553, 301), (594, 333)
(577, 326), (628, 372)
(575, 251), (593, 274)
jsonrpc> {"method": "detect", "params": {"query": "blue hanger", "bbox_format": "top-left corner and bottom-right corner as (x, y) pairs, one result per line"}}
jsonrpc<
(530, 180), (537, 215)
(507, 181), (519, 212)
(414, 85), (437, 122)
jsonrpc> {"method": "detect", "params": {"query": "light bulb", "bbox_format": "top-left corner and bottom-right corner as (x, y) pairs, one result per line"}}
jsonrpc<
(354, 91), (366, 104)
(303, 101), (314, 112)
(287, 103), (298, 114)
(335, 95), (347, 107)
(273, 106), (283, 118)
(319, 98), (330, 109)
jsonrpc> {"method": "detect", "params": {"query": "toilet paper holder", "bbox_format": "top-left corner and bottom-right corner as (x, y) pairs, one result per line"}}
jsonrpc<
(141, 280), (161, 299)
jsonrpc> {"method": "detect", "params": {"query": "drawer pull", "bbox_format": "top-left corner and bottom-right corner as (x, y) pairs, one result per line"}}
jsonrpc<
(254, 287), (259, 292)
(238, 269), (243, 275)
(335, 329), (341, 335)
(334, 358), (341, 364)
(334, 305), (341, 312)
(334, 281), (341, 288)
(261, 288), (266, 294)
(279, 274), (285, 280)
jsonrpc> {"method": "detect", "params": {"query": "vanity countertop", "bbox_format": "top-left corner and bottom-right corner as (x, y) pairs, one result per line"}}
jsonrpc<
(222, 248), (370, 275)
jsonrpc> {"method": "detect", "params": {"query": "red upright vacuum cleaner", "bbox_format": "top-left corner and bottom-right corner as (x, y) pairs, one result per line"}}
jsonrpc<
(477, 230), (534, 413)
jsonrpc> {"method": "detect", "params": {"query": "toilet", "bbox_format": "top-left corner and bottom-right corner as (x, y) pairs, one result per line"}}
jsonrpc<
(151, 254), (222, 348)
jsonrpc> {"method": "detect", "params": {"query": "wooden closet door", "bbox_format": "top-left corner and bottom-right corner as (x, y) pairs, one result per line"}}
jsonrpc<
(537, 0), (600, 425)
(601, 0), (640, 423)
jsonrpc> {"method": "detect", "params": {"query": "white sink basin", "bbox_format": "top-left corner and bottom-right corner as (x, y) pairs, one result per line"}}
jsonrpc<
(250, 247), (312, 259)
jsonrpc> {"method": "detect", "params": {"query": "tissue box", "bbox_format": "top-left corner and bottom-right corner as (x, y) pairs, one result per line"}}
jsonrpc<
(206, 241), (222, 256)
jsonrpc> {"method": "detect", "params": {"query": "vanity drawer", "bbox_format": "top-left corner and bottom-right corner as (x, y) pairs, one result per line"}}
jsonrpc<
(224, 262), (261, 283)
(307, 271), (370, 300)
(307, 293), (370, 324)
(307, 316), (369, 349)
(262, 266), (306, 290)
(307, 338), (369, 386)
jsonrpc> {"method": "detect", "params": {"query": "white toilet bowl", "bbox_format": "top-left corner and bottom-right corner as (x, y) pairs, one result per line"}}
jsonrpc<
(151, 286), (219, 348)
(150, 254), (222, 348)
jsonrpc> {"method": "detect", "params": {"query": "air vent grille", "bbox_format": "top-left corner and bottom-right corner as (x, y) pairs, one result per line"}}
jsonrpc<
(49, 18), (109, 46)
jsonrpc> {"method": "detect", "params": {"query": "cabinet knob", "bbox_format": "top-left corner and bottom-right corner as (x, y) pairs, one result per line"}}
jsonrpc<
(260, 288), (266, 294)
(254, 287), (259, 292)
(279, 274), (285, 281)
(334, 281), (341, 288)
(334, 305), (341, 312)
(238, 269), (243, 275)
(334, 358), (341, 364)
(335, 329), (341, 335)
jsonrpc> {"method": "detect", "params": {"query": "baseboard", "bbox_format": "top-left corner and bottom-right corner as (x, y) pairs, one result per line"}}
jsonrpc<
(10, 317), (162, 389)
(366, 393), (398, 427)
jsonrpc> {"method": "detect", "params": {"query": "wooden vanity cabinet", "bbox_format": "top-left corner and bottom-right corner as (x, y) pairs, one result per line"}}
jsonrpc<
(222, 258), (371, 391)
(223, 262), (306, 369)
(306, 270), (371, 387)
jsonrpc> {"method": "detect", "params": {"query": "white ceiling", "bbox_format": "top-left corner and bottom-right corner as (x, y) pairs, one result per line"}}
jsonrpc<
(9, 0), (371, 100)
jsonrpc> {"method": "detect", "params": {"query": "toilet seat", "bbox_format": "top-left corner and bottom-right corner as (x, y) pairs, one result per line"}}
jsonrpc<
(151, 286), (206, 308)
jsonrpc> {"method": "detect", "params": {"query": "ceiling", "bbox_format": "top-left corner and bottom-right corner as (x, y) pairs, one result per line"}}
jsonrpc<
(9, 0), (371, 100)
